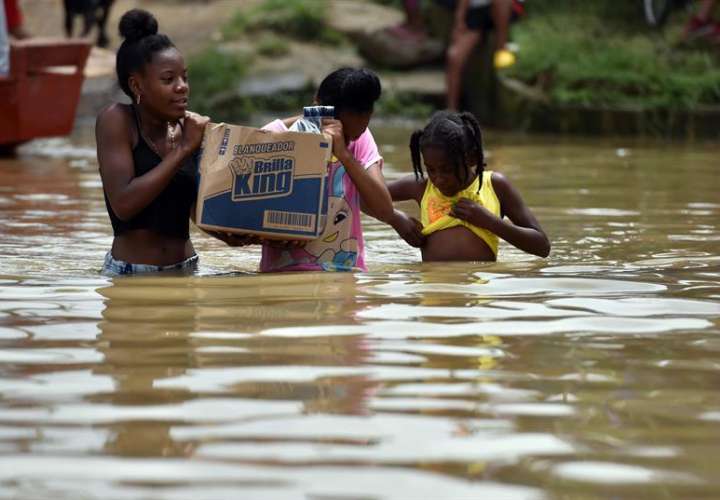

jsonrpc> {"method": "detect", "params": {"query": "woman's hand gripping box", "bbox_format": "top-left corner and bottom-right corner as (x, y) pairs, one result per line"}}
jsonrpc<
(196, 123), (332, 240)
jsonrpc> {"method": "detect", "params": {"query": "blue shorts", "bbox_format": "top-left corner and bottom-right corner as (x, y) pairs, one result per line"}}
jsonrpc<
(101, 252), (199, 277)
(434, 0), (521, 31)
(466, 5), (520, 31)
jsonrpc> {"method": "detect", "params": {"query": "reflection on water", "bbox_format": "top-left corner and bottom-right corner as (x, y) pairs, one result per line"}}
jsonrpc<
(0, 130), (719, 498)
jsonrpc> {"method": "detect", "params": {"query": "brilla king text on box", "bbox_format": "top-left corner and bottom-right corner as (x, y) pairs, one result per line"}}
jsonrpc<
(196, 123), (332, 240)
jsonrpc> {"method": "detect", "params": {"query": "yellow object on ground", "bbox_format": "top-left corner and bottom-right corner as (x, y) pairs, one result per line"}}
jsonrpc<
(494, 48), (516, 69)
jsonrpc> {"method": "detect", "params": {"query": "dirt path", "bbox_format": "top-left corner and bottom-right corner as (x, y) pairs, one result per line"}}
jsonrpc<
(21, 0), (258, 79)
(21, 0), (400, 53)
(22, 0), (256, 55)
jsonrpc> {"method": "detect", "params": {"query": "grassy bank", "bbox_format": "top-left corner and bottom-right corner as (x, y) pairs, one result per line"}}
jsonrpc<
(221, 0), (345, 45)
(188, 45), (319, 121)
(185, 0), (720, 127)
(506, 1), (720, 110)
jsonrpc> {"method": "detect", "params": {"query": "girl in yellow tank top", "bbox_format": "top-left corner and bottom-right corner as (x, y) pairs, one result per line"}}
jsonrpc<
(387, 111), (550, 262)
(421, 169), (501, 256)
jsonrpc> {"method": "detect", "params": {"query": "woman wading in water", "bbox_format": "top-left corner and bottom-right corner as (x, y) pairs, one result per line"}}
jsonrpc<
(96, 9), (209, 275)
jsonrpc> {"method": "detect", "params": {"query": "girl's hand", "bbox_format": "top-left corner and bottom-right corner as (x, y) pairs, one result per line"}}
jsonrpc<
(180, 111), (210, 154)
(450, 198), (498, 229)
(265, 239), (307, 249)
(451, 0), (470, 43)
(321, 118), (348, 161)
(392, 210), (426, 248)
(208, 231), (262, 247)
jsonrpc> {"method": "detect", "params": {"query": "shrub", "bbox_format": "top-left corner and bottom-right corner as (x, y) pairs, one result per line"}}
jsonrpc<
(256, 33), (291, 57)
(188, 47), (252, 116)
(222, 0), (344, 45)
(506, 10), (720, 109)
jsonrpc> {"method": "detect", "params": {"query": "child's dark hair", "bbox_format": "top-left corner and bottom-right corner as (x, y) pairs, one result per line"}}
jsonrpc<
(115, 9), (175, 100)
(316, 67), (381, 114)
(410, 110), (485, 188)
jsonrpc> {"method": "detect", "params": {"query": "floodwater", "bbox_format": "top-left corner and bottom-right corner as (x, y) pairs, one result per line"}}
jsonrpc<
(0, 122), (719, 500)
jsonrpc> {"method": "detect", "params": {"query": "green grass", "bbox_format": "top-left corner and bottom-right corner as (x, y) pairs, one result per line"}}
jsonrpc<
(255, 33), (291, 57)
(376, 91), (434, 119)
(189, 45), (315, 121)
(505, 10), (720, 110)
(222, 0), (345, 45)
(188, 47), (252, 117)
(368, 0), (403, 7)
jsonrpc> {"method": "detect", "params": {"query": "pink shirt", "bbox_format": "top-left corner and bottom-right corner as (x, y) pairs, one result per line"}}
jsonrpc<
(259, 119), (383, 272)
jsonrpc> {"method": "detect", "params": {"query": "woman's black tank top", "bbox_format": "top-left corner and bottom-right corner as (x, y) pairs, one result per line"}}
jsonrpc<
(103, 106), (198, 239)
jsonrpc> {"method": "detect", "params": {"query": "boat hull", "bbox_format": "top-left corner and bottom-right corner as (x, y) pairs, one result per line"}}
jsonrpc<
(0, 38), (91, 148)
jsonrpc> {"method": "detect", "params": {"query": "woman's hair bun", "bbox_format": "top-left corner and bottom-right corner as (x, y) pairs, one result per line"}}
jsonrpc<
(118, 9), (159, 43)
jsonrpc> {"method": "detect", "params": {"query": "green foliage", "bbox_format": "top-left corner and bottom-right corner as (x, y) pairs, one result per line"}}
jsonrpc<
(188, 47), (251, 116)
(368, 0), (403, 7)
(186, 46), (314, 120)
(222, 0), (345, 45)
(376, 91), (434, 119)
(256, 33), (291, 57)
(506, 11), (720, 110)
(252, 82), (316, 112)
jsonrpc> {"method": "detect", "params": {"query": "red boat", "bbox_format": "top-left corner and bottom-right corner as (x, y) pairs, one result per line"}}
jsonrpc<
(0, 38), (91, 152)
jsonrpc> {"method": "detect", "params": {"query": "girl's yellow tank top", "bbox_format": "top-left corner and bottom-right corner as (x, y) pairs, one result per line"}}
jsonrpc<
(420, 171), (501, 256)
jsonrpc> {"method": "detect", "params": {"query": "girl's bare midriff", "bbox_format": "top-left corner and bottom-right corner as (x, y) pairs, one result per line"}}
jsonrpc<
(422, 225), (496, 262)
(111, 229), (195, 266)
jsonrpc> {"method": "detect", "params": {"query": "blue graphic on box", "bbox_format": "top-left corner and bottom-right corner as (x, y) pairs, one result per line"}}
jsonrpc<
(201, 175), (325, 237)
(202, 134), (327, 238)
(218, 128), (230, 156)
(229, 155), (294, 201)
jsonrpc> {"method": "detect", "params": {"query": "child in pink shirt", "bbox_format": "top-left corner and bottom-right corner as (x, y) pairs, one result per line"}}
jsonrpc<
(259, 68), (393, 272)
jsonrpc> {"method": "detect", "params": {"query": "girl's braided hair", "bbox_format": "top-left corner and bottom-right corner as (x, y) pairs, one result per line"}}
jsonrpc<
(409, 111), (485, 189)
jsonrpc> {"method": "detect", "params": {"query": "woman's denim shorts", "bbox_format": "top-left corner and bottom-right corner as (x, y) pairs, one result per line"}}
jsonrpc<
(101, 252), (199, 277)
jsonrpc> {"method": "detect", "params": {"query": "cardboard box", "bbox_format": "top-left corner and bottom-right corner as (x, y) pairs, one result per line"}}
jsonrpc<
(196, 123), (331, 240)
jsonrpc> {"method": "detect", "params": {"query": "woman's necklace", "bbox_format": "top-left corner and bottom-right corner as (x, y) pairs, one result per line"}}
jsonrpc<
(137, 110), (176, 158)
(167, 122), (176, 151)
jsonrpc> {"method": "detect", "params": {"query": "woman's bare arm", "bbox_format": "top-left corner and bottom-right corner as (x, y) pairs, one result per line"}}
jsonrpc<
(322, 119), (394, 223)
(387, 174), (426, 203)
(96, 105), (206, 221)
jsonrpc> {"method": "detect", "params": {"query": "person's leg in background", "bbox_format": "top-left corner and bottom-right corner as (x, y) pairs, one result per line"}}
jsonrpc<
(490, 0), (516, 68)
(683, 0), (719, 42)
(697, 0), (717, 21)
(63, 0), (74, 38)
(96, 0), (115, 48)
(445, 21), (482, 110)
(3, 0), (30, 39)
(389, 0), (426, 39)
(404, 0), (425, 34)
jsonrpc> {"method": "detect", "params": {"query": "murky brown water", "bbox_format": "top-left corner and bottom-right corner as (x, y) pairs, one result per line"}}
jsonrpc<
(1, 123), (719, 499)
